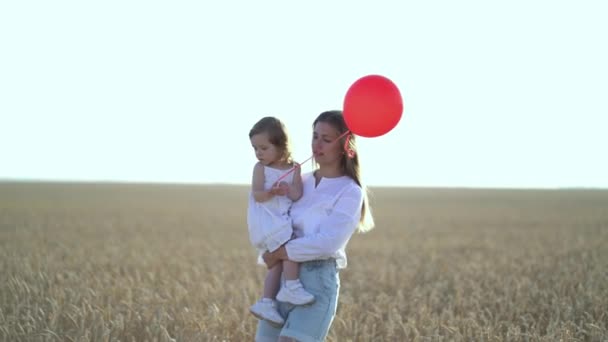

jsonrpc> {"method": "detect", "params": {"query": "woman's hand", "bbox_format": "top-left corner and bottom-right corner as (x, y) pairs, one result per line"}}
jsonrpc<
(262, 246), (288, 269)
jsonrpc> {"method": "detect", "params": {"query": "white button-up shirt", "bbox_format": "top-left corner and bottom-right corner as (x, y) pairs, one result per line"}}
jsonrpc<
(285, 171), (363, 269)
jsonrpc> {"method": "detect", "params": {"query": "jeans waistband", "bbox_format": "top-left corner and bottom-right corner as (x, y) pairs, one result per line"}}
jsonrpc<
(302, 258), (336, 267)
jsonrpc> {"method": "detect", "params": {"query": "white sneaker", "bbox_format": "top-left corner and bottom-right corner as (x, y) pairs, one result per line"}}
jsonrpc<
(276, 283), (315, 305)
(249, 300), (284, 327)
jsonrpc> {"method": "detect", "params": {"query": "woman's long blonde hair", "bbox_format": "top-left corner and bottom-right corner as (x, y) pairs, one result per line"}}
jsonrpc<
(313, 110), (375, 232)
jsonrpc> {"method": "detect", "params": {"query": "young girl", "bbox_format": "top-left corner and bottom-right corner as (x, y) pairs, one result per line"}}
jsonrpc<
(247, 116), (315, 327)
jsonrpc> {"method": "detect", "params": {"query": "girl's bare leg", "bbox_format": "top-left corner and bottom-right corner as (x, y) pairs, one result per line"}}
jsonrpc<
(282, 259), (299, 281)
(263, 262), (282, 299)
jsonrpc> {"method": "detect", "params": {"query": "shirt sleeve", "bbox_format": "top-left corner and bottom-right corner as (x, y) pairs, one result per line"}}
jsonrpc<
(285, 185), (363, 262)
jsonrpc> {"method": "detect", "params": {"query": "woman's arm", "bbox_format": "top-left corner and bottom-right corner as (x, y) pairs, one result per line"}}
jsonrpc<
(285, 186), (363, 262)
(262, 246), (288, 269)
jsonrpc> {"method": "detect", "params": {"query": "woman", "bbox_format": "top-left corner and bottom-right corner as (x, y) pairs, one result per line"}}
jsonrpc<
(255, 110), (375, 342)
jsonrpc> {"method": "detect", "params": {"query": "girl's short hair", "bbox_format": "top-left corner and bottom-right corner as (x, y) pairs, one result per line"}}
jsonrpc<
(249, 116), (293, 163)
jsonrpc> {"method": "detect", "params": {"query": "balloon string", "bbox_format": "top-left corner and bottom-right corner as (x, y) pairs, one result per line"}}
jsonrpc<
(274, 130), (352, 184)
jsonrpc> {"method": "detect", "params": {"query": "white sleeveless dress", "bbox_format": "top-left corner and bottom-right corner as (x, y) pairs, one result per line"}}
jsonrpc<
(247, 165), (295, 255)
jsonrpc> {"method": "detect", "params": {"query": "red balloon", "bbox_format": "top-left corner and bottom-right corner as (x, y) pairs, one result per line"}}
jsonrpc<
(343, 75), (403, 138)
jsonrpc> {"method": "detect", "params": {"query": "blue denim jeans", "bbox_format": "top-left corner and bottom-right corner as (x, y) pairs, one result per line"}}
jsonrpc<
(255, 259), (340, 342)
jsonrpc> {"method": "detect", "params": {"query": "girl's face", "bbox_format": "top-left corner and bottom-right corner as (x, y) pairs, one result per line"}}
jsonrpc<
(251, 132), (281, 166)
(312, 121), (343, 166)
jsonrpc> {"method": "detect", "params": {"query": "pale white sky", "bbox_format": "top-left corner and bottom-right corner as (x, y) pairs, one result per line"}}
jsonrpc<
(1, 1), (607, 188)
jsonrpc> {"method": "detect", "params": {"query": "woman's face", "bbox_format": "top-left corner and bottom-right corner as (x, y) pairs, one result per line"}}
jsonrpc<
(312, 121), (343, 166)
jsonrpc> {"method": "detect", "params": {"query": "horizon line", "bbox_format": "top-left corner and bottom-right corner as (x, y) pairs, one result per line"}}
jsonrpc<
(1, 177), (607, 191)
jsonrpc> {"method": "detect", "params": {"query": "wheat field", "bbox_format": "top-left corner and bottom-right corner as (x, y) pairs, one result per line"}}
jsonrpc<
(0, 182), (607, 341)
